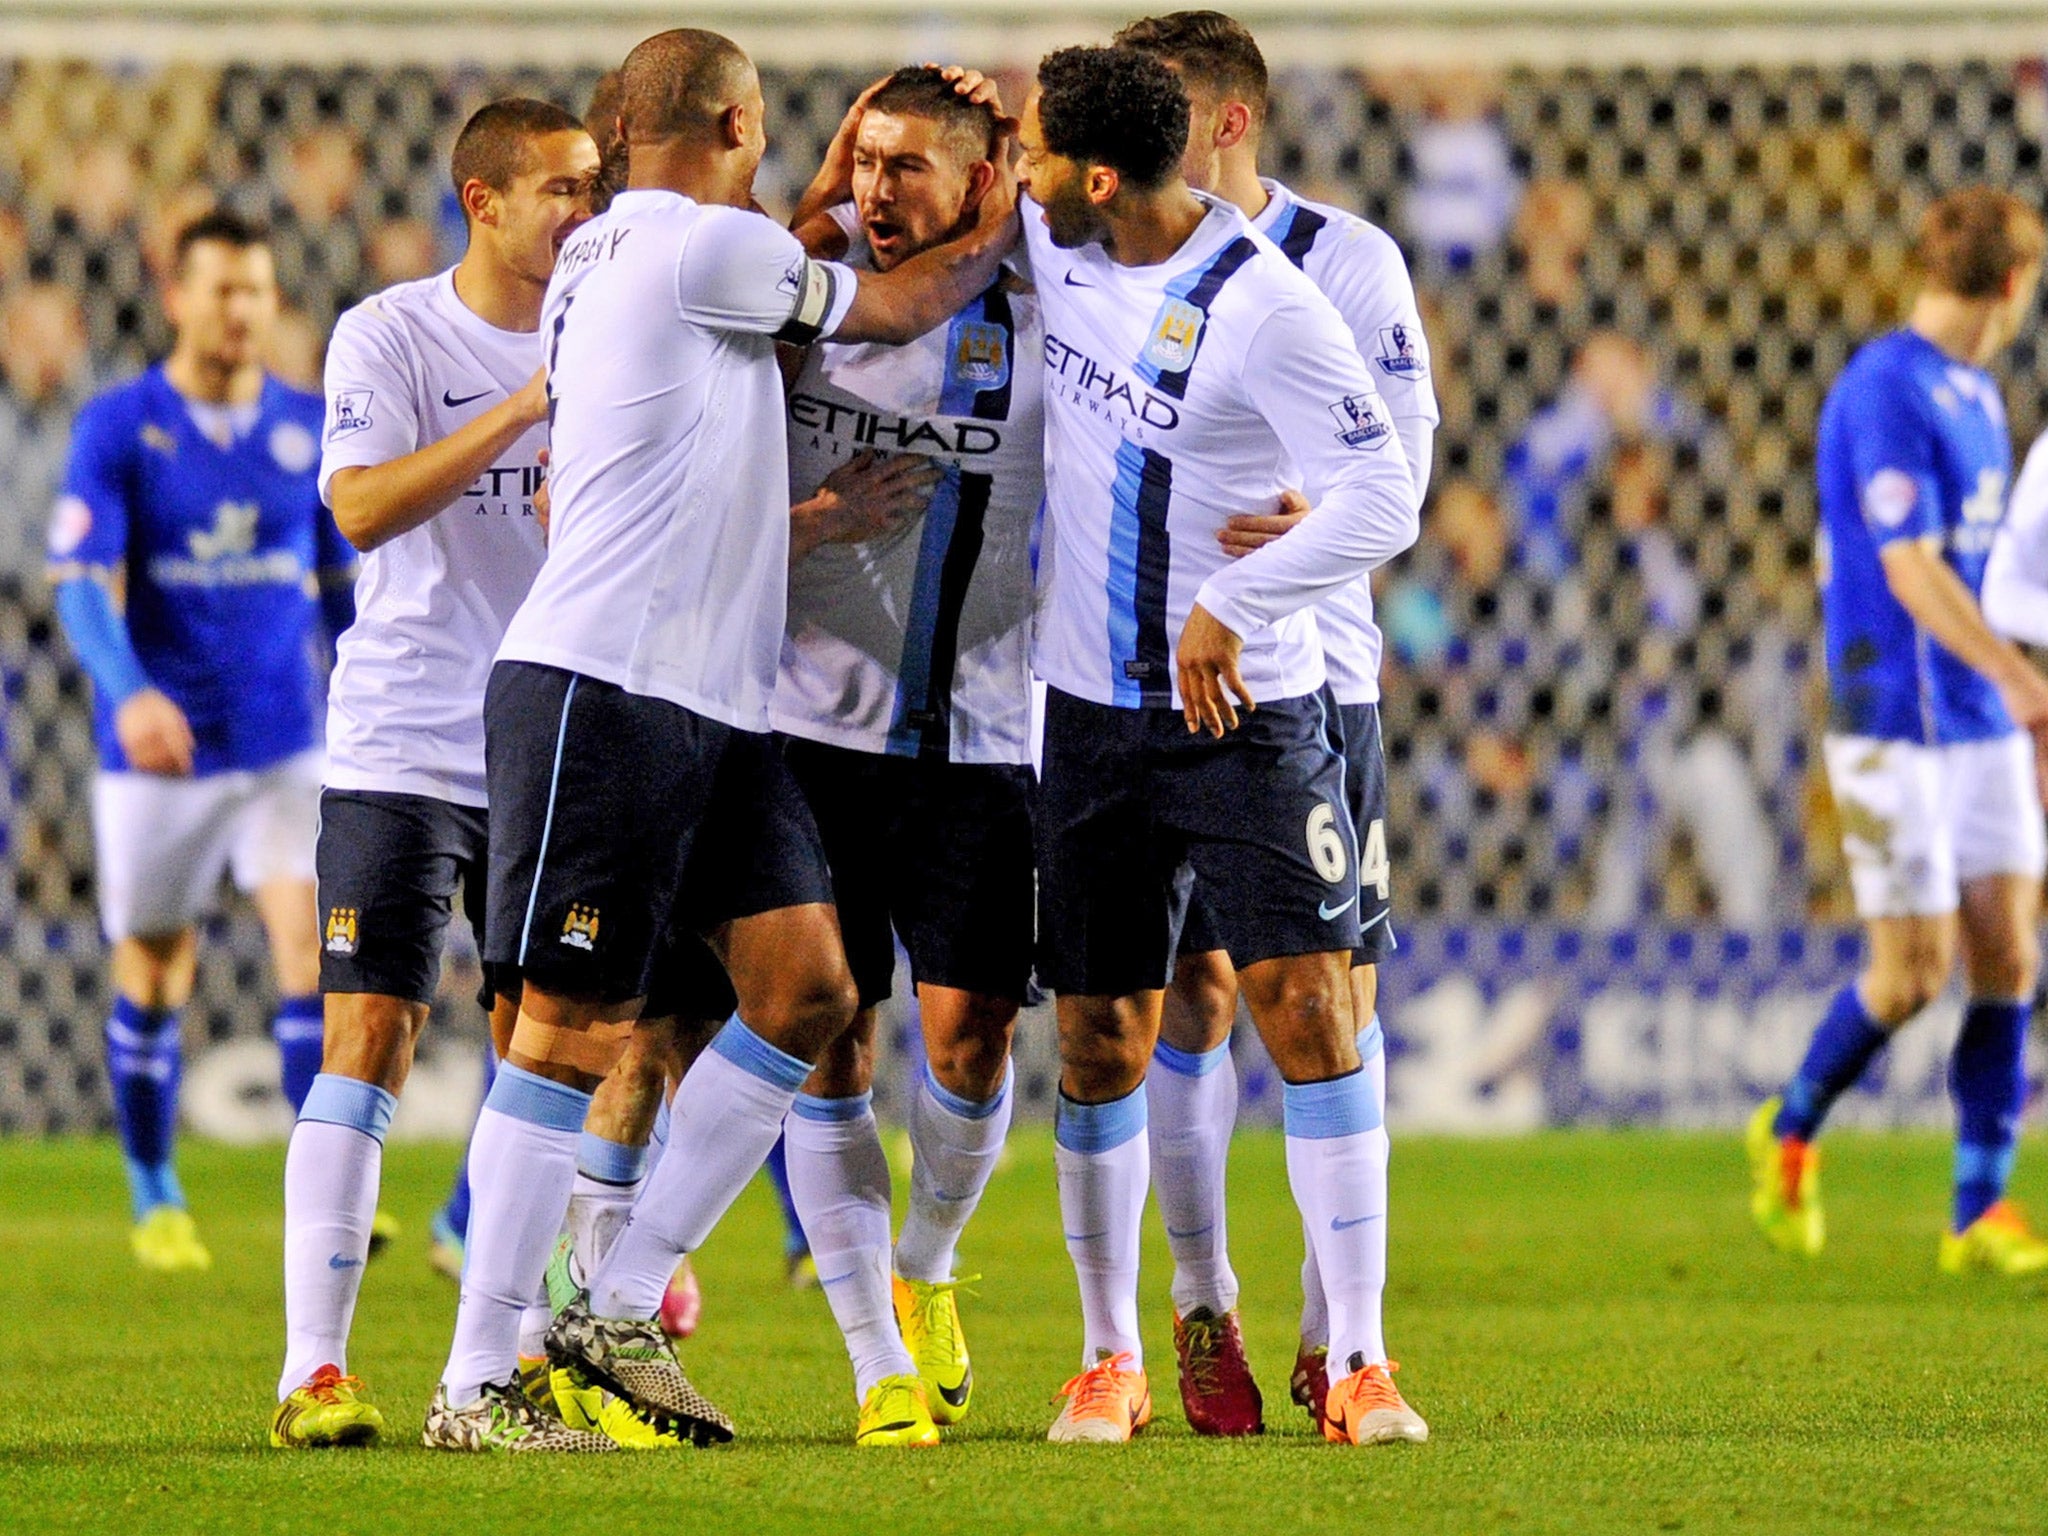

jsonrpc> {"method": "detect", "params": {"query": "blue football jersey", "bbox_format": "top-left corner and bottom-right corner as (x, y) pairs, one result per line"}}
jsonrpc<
(48, 365), (352, 774)
(1816, 329), (2014, 744)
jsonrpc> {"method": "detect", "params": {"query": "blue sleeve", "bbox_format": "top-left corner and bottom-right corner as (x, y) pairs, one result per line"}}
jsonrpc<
(47, 395), (132, 579)
(1501, 411), (1591, 579)
(1840, 369), (1943, 547)
(52, 577), (150, 706)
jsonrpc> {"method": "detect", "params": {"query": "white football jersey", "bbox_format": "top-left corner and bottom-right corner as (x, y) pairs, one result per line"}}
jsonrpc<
(774, 232), (1045, 765)
(1023, 193), (1418, 709)
(497, 191), (856, 729)
(1254, 180), (1437, 706)
(318, 269), (549, 807)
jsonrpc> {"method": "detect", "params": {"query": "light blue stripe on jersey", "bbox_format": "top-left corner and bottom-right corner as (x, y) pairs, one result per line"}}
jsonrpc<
(936, 297), (988, 416)
(1105, 439), (1151, 708)
(886, 465), (964, 756)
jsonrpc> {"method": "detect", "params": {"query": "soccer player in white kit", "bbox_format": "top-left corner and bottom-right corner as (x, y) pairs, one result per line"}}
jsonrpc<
(269, 99), (602, 1451)
(1015, 46), (1426, 1447)
(433, 28), (1018, 1451)
(1116, 10), (1436, 1438)
(771, 66), (1044, 1442)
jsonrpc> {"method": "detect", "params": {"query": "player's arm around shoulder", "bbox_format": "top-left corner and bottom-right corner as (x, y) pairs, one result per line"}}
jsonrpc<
(831, 153), (1020, 346)
(321, 303), (547, 554)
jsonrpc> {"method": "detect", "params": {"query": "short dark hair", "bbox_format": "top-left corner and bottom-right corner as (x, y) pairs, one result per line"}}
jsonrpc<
(584, 70), (628, 204)
(619, 28), (754, 144)
(450, 97), (585, 202)
(1036, 46), (1188, 191)
(1114, 11), (1269, 121)
(863, 65), (1000, 163)
(173, 208), (269, 271)
(1916, 186), (2047, 298)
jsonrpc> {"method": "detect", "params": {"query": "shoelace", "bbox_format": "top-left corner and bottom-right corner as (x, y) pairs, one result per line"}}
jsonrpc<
(304, 1366), (365, 1405)
(1177, 1316), (1228, 1396)
(1057, 1351), (1138, 1417)
(1342, 1359), (1404, 1412)
(913, 1276), (979, 1359)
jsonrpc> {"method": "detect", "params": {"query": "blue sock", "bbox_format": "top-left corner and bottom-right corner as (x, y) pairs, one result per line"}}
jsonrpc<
(105, 998), (184, 1221)
(1774, 985), (1890, 1141)
(439, 1046), (496, 1243)
(273, 994), (325, 1116)
(765, 1133), (808, 1259)
(1950, 998), (2029, 1232)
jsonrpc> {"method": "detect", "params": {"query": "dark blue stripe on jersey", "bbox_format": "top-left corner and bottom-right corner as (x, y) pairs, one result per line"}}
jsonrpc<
(886, 467), (993, 758)
(1277, 202), (1329, 268)
(971, 282), (1015, 420)
(935, 281), (1017, 421)
(1135, 235), (1259, 401)
(1105, 440), (1175, 708)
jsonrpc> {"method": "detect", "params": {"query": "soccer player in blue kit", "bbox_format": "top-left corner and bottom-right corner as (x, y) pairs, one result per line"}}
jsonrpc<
(1753, 187), (2048, 1275)
(48, 210), (356, 1271)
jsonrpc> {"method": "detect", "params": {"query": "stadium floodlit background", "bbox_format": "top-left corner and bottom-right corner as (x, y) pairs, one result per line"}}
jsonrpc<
(7, 0), (2047, 1142)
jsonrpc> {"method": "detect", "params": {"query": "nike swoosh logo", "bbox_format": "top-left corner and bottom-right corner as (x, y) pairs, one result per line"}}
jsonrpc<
(1329, 1214), (1383, 1232)
(1064, 1230), (1108, 1243)
(938, 1372), (972, 1407)
(1165, 1223), (1214, 1240)
(442, 388), (492, 408)
(1319, 895), (1358, 921)
(1359, 910), (1391, 934)
(1062, 272), (1094, 288)
(328, 1253), (364, 1270)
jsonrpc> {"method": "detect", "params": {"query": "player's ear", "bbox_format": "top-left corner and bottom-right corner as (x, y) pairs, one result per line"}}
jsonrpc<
(721, 101), (748, 152)
(962, 158), (997, 211)
(1085, 163), (1119, 208)
(460, 176), (497, 231)
(1217, 101), (1253, 152)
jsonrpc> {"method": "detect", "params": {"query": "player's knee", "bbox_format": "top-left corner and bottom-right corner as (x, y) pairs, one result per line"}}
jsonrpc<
(926, 1010), (1016, 1101)
(1056, 1007), (1152, 1101)
(749, 960), (860, 1064)
(508, 1010), (636, 1093)
(1240, 960), (1357, 1079)
(1862, 960), (1948, 1026)
(1163, 950), (1237, 1052)
(112, 932), (198, 1011)
(321, 993), (427, 1090)
(1968, 935), (2039, 1002)
(803, 1017), (875, 1098)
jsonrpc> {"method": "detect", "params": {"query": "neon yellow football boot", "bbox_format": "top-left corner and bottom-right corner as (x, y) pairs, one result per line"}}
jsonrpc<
(367, 1209), (401, 1261)
(892, 1274), (975, 1425)
(854, 1373), (941, 1448)
(131, 1205), (212, 1272)
(1939, 1201), (2048, 1276)
(270, 1364), (385, 1448)
(1747, 1098), (1823, 1257)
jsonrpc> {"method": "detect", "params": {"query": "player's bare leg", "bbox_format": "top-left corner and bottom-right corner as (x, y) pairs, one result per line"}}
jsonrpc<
(252, 876), (325, 1115)
(107, 930), (207, 1270)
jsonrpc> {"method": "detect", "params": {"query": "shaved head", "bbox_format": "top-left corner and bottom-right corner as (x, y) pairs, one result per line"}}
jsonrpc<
(619, 28), (755, 144)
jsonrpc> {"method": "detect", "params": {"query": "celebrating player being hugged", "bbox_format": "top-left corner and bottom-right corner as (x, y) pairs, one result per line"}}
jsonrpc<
(269, 99), (601, 1452)
(1752, 187), (2048, 1275)
(48, 210), (356, 1274)
(1014, 46), (1426, 1446)
(771, 65), (1042, 1443)
(431, 27), (1019, 1453)
(1115, 10), (1437, 1438)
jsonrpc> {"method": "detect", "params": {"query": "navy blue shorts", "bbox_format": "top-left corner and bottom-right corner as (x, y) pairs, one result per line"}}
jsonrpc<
(482, 662), (834, 1008)
(785, 738), (1036, 1010)
(1177, 698), (1392, 969)
(316, 788), (512, 1009)
(1035, 687), (1362, 998)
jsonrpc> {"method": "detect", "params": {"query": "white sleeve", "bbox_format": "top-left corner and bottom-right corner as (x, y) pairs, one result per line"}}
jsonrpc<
(317, 301), (422, 505)
(1194, 294), (1421, 638)
(1319, 223), (1440, 432)
(673, 204), (857, 343)
(1984, 430), (2048, 647)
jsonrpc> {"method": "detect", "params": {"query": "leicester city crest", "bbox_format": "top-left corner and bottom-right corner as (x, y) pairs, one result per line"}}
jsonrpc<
(1141, 298), (1205, 374)
(949, 319), (1010, 391)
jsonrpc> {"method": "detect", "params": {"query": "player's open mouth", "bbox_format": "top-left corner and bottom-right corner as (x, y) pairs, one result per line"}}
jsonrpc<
(865, 221), (904, 252)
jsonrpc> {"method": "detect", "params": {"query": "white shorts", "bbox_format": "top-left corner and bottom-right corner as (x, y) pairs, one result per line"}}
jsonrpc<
(92, 749), (323, 941)
(1823, 732), (2047, 919)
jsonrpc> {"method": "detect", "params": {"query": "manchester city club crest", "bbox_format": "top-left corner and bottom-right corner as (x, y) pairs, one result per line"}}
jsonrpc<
(1329, 392), (1393, 449)
(1140, 298), (1205, 374)
(949, 319), (1010, 391)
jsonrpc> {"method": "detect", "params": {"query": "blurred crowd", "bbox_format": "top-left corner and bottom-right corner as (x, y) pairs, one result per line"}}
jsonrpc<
(7, 53), (2048, 929)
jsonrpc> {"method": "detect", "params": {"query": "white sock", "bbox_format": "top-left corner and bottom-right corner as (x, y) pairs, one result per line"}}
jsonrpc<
(894, 1061), (1013, 1284)
(570, 1131), (649, 1275)
(587, 1020), (809, 1320)
(439, 1064), (590, 1405)
(278, 1075), (395, 1398)
(644, 1094), (672, 1185)
(1053, 1087), (1149, 1368)
(784, 1093), (915, 1398)
(517, 1282), (554, 1362)
(1145, 1037), (1239, 1318)
(1300, 1018), (1386, 1350)
(1283, 1065), (1387, 1377)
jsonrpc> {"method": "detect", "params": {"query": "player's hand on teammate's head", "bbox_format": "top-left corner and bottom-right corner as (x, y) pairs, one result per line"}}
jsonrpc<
(811, 450), (940, 545)
(115, 688), (196, 777)
(1217, 488), (1312, 559)
(1177, 602), (1255, 738)
(923, 63), (1019, 134)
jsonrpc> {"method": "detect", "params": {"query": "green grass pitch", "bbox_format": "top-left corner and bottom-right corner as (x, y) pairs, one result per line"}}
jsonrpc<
(4, 1128), (2047, 1535)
